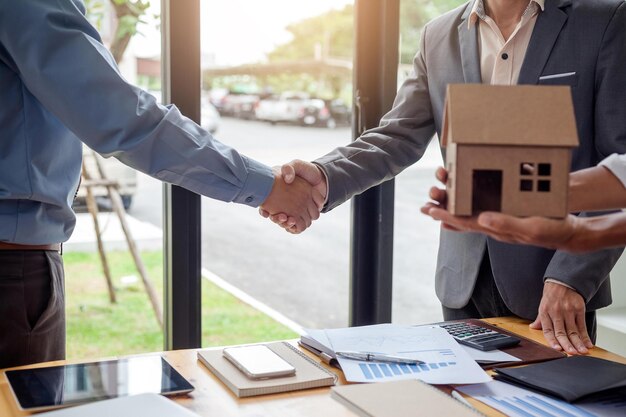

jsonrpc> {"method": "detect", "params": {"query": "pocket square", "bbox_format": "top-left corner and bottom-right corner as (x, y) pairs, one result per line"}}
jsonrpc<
(539, 72), (576, 80)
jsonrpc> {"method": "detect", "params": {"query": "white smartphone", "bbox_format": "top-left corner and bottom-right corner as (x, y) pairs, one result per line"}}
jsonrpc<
(223, 345), (296, 379)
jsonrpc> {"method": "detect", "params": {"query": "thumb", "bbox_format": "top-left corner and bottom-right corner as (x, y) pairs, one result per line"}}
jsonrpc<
(529, 318), (542, 329)
(290, 160), (322, 186)
(281, 163), (296, 184)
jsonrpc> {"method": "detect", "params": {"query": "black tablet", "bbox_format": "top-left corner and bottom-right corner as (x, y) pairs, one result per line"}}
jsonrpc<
(5, 355), (194, 412)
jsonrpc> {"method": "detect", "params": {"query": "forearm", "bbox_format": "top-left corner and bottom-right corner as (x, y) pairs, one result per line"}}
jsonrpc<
(568, 166), (626, 212)
(569, 212), (626, 252)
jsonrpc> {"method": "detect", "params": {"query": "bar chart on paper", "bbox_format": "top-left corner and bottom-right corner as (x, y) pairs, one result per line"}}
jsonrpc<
(357, 349), (458, 381)
(325, 325), (491, 384)
(459, 381), (626, 417)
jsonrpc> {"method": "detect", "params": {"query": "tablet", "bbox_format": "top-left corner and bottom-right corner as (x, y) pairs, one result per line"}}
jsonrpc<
(5, 356), (194, 412)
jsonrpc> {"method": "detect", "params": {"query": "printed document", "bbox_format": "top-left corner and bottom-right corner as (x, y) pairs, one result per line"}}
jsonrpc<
(324, 324), (491, 384)
(458, 380), (626, 417)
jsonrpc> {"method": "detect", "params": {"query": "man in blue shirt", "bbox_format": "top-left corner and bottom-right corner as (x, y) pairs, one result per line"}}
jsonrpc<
(0, 0), (320, 368)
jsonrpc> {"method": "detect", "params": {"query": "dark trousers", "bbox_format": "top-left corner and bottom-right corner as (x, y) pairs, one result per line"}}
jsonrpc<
(0, 250), (65, 369)
(442, 250), (597, 343)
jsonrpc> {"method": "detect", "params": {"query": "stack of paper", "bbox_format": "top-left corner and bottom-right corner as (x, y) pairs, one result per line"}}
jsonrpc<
(306, 324), (491, 384)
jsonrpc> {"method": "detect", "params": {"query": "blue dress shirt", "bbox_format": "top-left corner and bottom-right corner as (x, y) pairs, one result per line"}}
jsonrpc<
(0, 0), (274, 245)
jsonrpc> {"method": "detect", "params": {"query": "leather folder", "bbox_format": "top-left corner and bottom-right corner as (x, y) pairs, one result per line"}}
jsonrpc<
(493, 355), (626, 402)
(459, 319), (566, 369)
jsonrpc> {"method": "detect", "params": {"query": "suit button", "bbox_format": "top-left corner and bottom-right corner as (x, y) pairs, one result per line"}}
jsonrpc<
(245, 196), (254, 203)
(501, 53), (509, 60)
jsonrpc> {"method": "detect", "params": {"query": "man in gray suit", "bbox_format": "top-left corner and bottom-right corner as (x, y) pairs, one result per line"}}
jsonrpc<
(263, 0), (626, 354)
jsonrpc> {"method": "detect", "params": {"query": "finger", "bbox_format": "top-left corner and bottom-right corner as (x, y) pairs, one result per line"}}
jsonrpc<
(307, 198), (320, 222)
(427, 208), (476, 232)
(552, 316), (577, 354)
(429, 186), (447, 205)
(563, 313), (588, 354)
(312, 189), (325, 210)
(270, 213), (288, 224)
(435, 166), (448, 184)
(259, 208), (270, 218)
(287, 216), (298, 228)
(538, 313), (561, 350)
(303, 212), (313, 229)
(294, 216), (306, 233)
(291, 160), (322, 186)
(576, 310), (594, 349)
(529, 318), (542, 329)
(420, 202), (441, 216)
(281, 163), (296, 183)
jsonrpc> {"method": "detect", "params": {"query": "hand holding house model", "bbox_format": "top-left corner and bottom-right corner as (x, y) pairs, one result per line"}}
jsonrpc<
(441, 84), (579, 218)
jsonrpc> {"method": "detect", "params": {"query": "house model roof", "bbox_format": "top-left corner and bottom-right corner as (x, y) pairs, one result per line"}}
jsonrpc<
(441, 84), (579, 148)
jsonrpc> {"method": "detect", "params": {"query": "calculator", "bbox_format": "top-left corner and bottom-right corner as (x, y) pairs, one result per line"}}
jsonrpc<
(439, 322), (521, 351)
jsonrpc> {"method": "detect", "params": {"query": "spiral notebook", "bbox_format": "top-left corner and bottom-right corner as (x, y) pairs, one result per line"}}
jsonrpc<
(197, 342), (336, 397)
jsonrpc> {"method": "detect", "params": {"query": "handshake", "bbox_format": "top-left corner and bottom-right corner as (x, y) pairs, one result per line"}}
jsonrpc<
(259, 160), (327, 233)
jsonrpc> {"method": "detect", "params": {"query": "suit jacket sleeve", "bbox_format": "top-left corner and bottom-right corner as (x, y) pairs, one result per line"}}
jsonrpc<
(545, 2), (626, 301)
(314, 25), (437, 212)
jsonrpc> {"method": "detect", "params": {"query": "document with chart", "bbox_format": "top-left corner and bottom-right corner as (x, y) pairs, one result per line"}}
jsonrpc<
(458, 380), (626, 417)
(325, 324), (491, 384)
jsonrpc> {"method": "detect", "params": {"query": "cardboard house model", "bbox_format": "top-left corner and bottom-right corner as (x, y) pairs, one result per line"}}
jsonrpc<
(442, 84), (579, 218)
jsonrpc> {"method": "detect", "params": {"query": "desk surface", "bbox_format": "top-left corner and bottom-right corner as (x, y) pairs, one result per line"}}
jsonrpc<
(1, 317), (625, 417)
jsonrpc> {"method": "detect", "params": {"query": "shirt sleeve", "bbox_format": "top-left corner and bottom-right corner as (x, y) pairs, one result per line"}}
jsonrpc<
(599, 154), (626, 189)
(0, 0), (273, 207)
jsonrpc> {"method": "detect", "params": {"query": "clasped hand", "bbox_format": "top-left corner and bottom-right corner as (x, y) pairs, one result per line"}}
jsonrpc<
(259, 161), (327, 233)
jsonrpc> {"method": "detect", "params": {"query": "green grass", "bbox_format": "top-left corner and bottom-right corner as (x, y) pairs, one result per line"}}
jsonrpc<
(64, 251), (297, 360)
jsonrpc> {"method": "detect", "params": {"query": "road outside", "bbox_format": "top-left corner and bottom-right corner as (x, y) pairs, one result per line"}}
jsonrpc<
(130, 117), (445, 329)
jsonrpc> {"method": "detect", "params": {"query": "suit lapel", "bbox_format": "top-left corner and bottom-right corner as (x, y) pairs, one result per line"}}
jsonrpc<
(518, 0), (571, 85)
(458, 1), (482, 84)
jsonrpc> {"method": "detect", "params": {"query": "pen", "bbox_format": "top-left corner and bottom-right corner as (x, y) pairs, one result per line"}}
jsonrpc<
(451, 390), (475, 409)
(335, 351), (424, 365)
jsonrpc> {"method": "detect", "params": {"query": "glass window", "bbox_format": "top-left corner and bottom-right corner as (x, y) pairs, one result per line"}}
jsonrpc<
(200, 1), (354, 344)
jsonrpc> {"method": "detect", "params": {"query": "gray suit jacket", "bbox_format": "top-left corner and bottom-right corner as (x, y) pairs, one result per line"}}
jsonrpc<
(315, 0), (626, 319)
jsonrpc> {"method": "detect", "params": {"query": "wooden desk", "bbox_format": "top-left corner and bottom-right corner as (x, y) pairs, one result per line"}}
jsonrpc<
(1, 317), (625, 417)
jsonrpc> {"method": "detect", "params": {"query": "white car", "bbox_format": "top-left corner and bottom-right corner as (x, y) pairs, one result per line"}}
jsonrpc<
(202, 102), (221, 133)
(75, 146), (138, 210)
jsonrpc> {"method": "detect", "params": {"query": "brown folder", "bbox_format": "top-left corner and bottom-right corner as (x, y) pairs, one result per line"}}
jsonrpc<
(461, 319), (566, 369)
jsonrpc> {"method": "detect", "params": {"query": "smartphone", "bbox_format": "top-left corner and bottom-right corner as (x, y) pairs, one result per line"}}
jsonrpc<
(223, 345), (296, 379)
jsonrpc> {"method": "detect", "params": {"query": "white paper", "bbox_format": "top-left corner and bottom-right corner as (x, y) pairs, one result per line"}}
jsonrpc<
(324, 324), (491, 384)
(458, 380), (626, 417)
(461, 345), (521, 364)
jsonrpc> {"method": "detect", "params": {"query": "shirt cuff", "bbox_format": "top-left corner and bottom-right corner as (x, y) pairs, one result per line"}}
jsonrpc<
(544, 278), (577, 292)
(599, 153), (626, 189)
(231, 156), (275, 207)
(313, 162), (330, 206)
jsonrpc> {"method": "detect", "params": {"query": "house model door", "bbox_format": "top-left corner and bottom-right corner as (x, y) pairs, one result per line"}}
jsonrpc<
(472, 170), (503, 214)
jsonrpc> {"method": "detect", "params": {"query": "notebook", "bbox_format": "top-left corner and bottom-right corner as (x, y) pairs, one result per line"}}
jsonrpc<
(36, 394), (198, 417)
(331, 379), (486, 417)
(197, 341), (336, 397)
(494, 355), (626, 402)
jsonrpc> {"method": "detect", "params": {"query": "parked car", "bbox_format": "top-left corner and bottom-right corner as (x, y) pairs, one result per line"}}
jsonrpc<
(256, 93), (350, 128)
(212, 91), (260, 119)
(74, 147), (137, 211)
(300, 99), (352, 128)
(202, 102), (221, 133)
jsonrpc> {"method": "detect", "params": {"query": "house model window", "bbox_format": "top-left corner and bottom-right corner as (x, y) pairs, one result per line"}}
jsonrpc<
(441, 84), (579, 218)
(520, 163), (552, 193)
